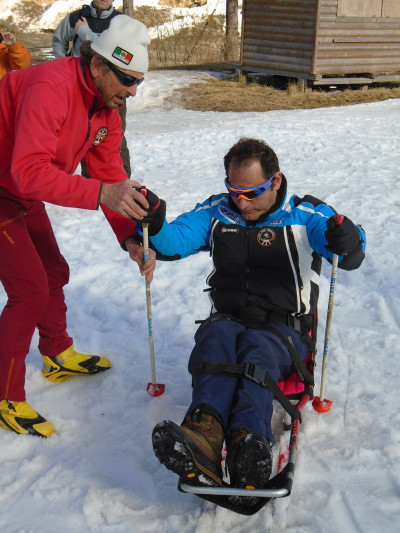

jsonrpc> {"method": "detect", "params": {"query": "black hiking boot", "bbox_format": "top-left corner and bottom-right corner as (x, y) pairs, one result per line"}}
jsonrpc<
(226, 427), (273, 506)
(152, 408), (224, 487)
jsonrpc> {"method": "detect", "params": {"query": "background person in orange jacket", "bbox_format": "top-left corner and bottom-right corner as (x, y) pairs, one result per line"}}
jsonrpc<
(0, 30), (32, 79)
(0, 15), (158, 439)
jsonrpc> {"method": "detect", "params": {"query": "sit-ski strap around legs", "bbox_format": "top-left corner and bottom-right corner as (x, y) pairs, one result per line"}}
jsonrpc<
(193, 360), (302, 421)
(263, 324), (314, 387)
(193, 324), (316, 421)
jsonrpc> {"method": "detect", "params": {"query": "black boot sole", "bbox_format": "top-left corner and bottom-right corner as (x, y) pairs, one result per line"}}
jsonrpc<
(152, 421), (222, 486)
(228, 434), (272, 507)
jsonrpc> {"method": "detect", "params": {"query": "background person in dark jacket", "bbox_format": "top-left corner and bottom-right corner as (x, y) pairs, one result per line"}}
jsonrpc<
(52, 1), (131, 178)
(139, 137), (366, 505)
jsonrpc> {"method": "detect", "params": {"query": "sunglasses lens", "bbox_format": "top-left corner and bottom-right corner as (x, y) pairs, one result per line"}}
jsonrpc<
(108, 62), (144, 87)
(119, 72), (142, 87)
(224, 176), (273, 201)
(231, 191), (256, 200)
(122, 74), (142, 87)
(240, 190), (258, 200)
(227, 186), (259, 200)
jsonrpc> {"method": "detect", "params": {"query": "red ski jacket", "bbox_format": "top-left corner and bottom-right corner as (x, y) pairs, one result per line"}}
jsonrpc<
(0, 56), (136, 243)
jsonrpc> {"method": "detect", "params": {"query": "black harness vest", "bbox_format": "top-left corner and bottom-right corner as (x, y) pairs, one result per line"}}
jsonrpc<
(207, 221), (320, 332)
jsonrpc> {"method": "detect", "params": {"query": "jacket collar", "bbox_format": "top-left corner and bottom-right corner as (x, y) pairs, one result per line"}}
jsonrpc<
(90, 2), (115, 19)
(78, 59), (108, 114)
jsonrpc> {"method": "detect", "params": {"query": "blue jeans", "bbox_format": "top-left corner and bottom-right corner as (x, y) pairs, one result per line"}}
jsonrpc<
(186, 317), (309, 443)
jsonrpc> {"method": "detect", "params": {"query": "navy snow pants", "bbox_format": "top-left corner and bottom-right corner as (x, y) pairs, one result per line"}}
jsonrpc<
(186, 317), (309, 443)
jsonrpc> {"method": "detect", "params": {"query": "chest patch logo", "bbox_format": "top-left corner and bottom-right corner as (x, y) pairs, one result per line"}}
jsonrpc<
(257, 228), (276, 247)
(221, 226), (239, 234)
(93, 127), (108, 146)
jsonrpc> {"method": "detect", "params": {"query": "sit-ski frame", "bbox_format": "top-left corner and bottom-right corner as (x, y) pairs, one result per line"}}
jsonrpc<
(178, 351), (316, 515)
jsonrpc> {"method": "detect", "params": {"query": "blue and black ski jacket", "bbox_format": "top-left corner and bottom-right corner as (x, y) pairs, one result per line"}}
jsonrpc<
(144, 176), (366, 329)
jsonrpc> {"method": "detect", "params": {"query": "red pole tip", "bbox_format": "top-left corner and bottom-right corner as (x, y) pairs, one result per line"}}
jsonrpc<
(312, 396), (333, 413)
(147, 383), (166, 397)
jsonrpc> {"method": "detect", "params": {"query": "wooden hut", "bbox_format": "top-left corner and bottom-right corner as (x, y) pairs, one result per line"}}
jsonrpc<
(240, 0), (400, 88)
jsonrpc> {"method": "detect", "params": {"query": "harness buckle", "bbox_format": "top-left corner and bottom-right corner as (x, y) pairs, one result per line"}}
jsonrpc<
(243, 362), (267, 387)
(287, 315), (302, 333)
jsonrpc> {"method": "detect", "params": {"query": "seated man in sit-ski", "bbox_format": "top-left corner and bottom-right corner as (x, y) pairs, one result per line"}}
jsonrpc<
(138, 138), (366, 498)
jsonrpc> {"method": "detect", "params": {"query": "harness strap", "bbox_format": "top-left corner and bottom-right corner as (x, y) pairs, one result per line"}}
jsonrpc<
(193, 361), (301, 421)
(263, 324), (314, 387)
(192, 313), (316, 419)
(196, 311), (316, 351)
(194, 317), (314, 387)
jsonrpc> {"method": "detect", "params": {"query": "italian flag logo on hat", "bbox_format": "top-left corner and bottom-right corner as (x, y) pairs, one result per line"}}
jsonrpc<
(112, 46), (133, 65)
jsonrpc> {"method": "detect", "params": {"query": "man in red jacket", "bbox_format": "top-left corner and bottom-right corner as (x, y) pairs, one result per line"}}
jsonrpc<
(0, 15), (157, 438)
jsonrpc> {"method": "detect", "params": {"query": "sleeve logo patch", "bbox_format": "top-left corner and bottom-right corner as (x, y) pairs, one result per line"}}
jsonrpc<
(112, 47), (133, 65)
(93, 127), (108, 146)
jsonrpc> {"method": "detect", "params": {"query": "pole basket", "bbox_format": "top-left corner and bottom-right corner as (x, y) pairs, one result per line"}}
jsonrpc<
(147, 382), (165, 397)
(312, 396), (333, 413)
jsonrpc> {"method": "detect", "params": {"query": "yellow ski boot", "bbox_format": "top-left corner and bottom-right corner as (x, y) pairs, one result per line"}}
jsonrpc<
(0, 399), (56, 438)
(42, 344), (111, 383)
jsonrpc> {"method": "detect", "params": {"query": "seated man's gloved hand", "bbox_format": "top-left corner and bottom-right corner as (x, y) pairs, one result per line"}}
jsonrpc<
(324, 215), (360, 255)
(137, 187), (166, 236)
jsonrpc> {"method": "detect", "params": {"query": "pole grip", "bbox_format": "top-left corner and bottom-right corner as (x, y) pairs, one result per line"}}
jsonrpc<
(334, 214), (344, 226)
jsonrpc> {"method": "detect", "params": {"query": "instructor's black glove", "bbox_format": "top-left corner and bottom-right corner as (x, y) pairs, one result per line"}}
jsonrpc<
(324, 215), (360, 256)
(136, 187), (166, 236)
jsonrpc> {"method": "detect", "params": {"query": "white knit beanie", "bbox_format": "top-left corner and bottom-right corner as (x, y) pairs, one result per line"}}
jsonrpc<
(91, 15), (151, 73)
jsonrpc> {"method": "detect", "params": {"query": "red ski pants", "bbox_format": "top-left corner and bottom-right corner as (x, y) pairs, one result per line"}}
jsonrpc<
(0, 191), (72, 401)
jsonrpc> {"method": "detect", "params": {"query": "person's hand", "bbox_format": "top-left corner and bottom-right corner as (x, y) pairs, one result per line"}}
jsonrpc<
(1, 31), (17, 46)
(136, 187), (166, 236)
(125, 238), (156, 283)
(100, 179), (150, 220)
(324, 215), (360, 255)
(75, 17), (88, 31)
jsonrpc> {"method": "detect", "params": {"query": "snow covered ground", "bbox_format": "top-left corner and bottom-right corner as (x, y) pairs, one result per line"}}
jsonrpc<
(1, 3), (400, 533)
(0, 67), (399, 533)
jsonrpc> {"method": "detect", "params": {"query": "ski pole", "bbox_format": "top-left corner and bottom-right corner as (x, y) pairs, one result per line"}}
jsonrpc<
(142, 223), (165, 398)
(312, 214), (344, 413)
(185, 8), (216, 61)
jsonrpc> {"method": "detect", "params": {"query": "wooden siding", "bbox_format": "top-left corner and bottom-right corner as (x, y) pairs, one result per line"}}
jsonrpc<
(241, 0), (400, 82)
(241, 0), (319, 75)
(316, 0), (400, 76)
(337, 0), (382, 18)
(383, 0), (400, 18)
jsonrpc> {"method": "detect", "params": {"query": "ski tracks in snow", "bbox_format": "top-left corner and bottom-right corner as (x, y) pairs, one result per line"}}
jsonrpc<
(327, 490), (364, 533)
(195, 500), (217, 532)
